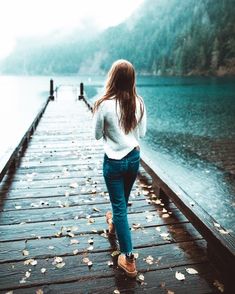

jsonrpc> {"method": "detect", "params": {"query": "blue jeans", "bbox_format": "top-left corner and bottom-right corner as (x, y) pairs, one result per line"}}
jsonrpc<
(103, 148), (140, 254)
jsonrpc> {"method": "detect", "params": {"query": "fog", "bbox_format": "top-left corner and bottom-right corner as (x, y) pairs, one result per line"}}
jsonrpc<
(0, 0), (144, 60)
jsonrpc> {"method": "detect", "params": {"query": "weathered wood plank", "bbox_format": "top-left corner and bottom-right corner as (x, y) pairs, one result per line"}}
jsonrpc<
(0, 240), (208, 291)
(0, 192), (153, 211)
(26, 139), (99, 149)
(6, 163), (103, 176)
(0, 184), (145, 201)
(0, 262), (221, 294)
(2, 170), (104, 183)
(1, 174), (104, 190)
(21, 149), (103, 160)
(0, 198), (175, 225)
(18, 158), (102, 169)
(0, 210), (188, 242)
(0, 223), (202, 263)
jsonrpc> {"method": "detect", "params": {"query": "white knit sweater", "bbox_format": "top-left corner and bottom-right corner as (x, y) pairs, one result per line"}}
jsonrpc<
(93, 97), (147, 159)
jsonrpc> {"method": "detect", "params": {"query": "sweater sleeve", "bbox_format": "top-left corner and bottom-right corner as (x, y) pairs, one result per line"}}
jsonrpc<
(139, 102), (147, 138)
(93, 105), (104, 140)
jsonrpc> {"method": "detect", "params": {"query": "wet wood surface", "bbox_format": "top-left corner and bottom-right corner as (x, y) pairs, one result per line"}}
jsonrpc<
(0, 91), (226, 293)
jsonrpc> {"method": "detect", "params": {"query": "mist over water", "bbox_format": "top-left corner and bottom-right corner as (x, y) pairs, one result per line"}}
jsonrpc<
(0, 76), (49, 156)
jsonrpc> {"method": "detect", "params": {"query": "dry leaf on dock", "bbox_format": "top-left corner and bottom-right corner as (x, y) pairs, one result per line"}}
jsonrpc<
(185, 267), (198, 274)
(137, 273), (145, 283)
(144, 255), (154, 265)
(213, 222), (220, 228)
(87, 217), (95, 224)
(132, 223), (141, 229)
(19, 277), (27, 284)
(73, 249), (79, 255)
(111, 250), (120, 257)
(56, 262), (65, 269)
(70, 239), (79, 245)
(88, 238), (94, 244)
(55, 231), (63, 238)
(160, 232), (171, 241)
(87, 261), (93, 267)
(52, 256), (63, 265)
(213, 280), (224, 292)
(65, 191), (70, 197)
(67, 232), (75, 238)
(69, 182), (78, 189)
(218, 229), (229, 235)
(87, 245), (94, 251)
(107, 260), (114, 267)
(175, 271), (185, 281)
(82, 257), (90, 264)
(22, 250), (29, 256)
(133, 253), (139, 259)
(24, 258), (37, 266)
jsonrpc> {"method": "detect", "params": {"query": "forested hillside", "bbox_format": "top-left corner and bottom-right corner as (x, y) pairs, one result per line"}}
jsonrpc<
(1, 0), (235, 75)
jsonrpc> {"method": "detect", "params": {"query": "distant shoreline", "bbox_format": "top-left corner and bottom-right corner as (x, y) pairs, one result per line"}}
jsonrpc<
(1, 70), (235, 78)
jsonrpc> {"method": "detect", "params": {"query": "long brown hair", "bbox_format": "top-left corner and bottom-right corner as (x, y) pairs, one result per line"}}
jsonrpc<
(93, 59), (144, 134)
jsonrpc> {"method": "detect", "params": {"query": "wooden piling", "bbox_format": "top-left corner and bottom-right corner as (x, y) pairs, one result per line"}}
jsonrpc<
(49, 79), (54, 101)
(78, 82), (84, 100)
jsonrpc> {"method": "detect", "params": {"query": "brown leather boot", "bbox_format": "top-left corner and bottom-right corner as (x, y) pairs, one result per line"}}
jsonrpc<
(105, 211), (115, 235)
(118, 254), (137, 278)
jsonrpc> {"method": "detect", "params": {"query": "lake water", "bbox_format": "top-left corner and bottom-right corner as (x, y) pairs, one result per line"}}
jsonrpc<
(0, 75), (234, 232)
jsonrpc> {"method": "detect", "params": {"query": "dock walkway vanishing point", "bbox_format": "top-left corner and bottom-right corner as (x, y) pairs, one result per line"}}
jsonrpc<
(0, 85), (232, 293)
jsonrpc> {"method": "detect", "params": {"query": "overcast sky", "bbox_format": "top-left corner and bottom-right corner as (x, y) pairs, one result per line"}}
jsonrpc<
(0, 0), (144, 60)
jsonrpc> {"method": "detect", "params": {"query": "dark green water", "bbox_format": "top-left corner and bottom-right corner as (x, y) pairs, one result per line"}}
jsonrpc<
(137, 76), (235, 138)
(136, 76), (235, 232)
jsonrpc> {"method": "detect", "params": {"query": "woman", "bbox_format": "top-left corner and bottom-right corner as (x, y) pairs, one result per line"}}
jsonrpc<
(93, 59), (146, 277)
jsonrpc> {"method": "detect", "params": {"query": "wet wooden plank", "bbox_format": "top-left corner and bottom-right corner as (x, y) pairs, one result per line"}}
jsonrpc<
(0, 240), (208, 291)
(0, 263), (221, 294)
(0, 193), (152, 211)
(0, 262), (221, 294)
(2, 170), (103, 183)
(0, 209), (188, 242)
(0, 223), (202, 263)
(0, 198), (175, 225)
(1, 175), (105, 190)
(0, 184), (144, 201)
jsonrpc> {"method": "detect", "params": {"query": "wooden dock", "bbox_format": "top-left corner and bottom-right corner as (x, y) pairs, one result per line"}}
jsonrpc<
(0, 86), (232, 293)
